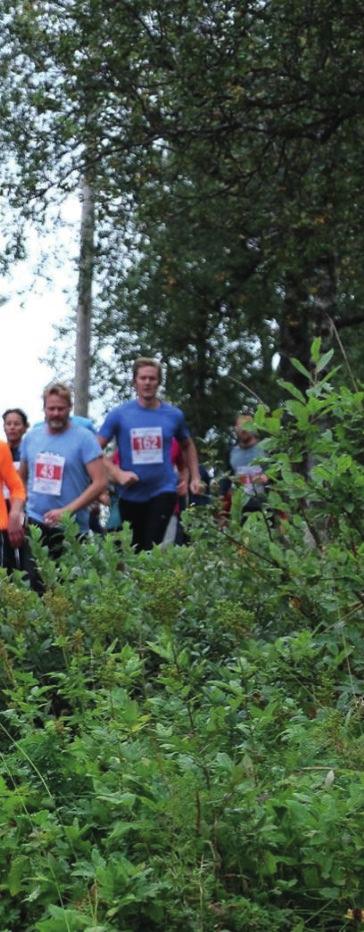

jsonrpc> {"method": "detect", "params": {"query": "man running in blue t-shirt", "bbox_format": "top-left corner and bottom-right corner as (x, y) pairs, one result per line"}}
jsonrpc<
(98, 357), (201, 551)
(19, 382), (107, 592)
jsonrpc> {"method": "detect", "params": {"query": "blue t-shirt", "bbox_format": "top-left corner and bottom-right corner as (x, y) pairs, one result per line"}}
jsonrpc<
(99, 399), (190, 502)
(20, 423), (102, 531)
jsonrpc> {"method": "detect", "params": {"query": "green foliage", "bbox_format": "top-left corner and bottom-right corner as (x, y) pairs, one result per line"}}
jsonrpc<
(3, 1), (364, 419)
(1, 365), (364, 928)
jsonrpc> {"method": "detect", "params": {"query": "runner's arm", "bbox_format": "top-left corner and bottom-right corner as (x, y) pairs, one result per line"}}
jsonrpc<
(98, 433), (138, 487)
(181, 437), (201, 495)
(18, 459), (28, 487)
(104, 456), (139, 488)
(7, 499), (25, 547)
(3, 450), (26, 547)
(43, 456), (107, 526)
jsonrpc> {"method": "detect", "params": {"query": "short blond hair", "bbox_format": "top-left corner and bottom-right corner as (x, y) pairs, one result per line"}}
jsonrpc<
(236, 414), (252, 428)
(43, 382), (73, 407)
(236, 414), (257, 434)
(132, 357), (162, 384)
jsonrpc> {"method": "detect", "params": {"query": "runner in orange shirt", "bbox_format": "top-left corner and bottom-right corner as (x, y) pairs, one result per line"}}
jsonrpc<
(0, 440), (26, 568)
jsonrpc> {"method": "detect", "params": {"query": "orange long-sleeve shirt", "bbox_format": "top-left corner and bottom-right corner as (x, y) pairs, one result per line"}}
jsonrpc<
(0, 441), (25, 530)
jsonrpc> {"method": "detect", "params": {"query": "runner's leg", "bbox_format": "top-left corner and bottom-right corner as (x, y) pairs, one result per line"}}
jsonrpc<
(141, 493), (177, 550)
(23, 520), (65, 595)
(119, 500), (146, 552)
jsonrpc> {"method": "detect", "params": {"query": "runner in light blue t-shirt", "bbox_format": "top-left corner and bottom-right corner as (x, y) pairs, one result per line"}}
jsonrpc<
(21, 423), (103, 532)
(19, 382), (106, 593)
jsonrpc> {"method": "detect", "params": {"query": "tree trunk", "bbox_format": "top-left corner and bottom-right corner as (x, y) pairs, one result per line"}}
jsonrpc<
(74, 174), (95, 416)
(279, 271), (310, 394)
(311, 251), (337, 346)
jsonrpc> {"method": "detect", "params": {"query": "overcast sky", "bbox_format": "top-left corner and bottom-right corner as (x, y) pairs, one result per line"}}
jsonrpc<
(0, 289), (70, 431)
(0, 197), (80, 439)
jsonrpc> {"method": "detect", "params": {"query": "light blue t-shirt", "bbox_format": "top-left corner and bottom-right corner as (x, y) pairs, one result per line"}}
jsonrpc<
(32, 415), (96, 433)
(230, 442), (266, 496)
(21, 423), (102, 531)
(99, 399), (190, 502)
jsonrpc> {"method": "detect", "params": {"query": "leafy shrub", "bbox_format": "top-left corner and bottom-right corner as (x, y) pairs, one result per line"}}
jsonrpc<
(0, 346), (364, 929)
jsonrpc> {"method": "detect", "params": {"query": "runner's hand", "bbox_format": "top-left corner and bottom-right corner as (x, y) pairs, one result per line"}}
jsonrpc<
(119, 470), (139, 487)
(44, 508), (66, 527)
(8, 513), (25, 548)
(177, 477), (188, 496)
(190, 477), (202, 495)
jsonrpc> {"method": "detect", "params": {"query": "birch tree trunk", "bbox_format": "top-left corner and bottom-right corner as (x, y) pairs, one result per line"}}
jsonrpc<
(74, 174), (95, 415)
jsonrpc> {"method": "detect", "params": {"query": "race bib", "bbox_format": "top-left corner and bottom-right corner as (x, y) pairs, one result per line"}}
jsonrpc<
(236, 464), (262, 493)
(33, 452), (65, 495)
(130, 427), (163, 465)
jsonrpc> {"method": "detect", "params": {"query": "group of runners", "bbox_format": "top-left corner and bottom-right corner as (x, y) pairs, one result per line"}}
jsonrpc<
(0, 356), (268, 593)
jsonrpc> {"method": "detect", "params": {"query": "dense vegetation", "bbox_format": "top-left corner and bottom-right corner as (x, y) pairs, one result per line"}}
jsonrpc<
(1, 359), (364, 930)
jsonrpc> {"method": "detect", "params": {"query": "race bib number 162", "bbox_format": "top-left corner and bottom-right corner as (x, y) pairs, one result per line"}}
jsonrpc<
(130, 427), (163, 464)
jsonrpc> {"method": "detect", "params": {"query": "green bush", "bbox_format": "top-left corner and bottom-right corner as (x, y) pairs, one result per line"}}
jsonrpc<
(0, 346), (364, 929)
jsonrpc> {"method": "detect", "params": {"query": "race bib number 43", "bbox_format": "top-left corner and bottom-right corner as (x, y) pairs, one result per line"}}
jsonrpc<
(130, 427), (163, 464)
(33, 452), (65, 495)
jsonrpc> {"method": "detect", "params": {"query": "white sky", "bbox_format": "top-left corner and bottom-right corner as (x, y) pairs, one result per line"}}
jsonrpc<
(0, 290), (70, 430)
(0, 197), (80, 439)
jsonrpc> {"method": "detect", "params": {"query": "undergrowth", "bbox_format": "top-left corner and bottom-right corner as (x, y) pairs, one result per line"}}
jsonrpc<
(0, 343), (364, 930)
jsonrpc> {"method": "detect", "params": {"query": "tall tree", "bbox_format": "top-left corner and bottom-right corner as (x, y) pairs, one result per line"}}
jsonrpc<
(2, 0), (364, 431)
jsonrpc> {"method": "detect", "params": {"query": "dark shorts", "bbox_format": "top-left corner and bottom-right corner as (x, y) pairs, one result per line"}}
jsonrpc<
(119, 492), (177, 552)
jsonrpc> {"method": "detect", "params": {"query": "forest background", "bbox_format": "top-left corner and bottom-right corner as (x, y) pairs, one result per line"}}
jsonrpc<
(2, 0), (364, 442)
